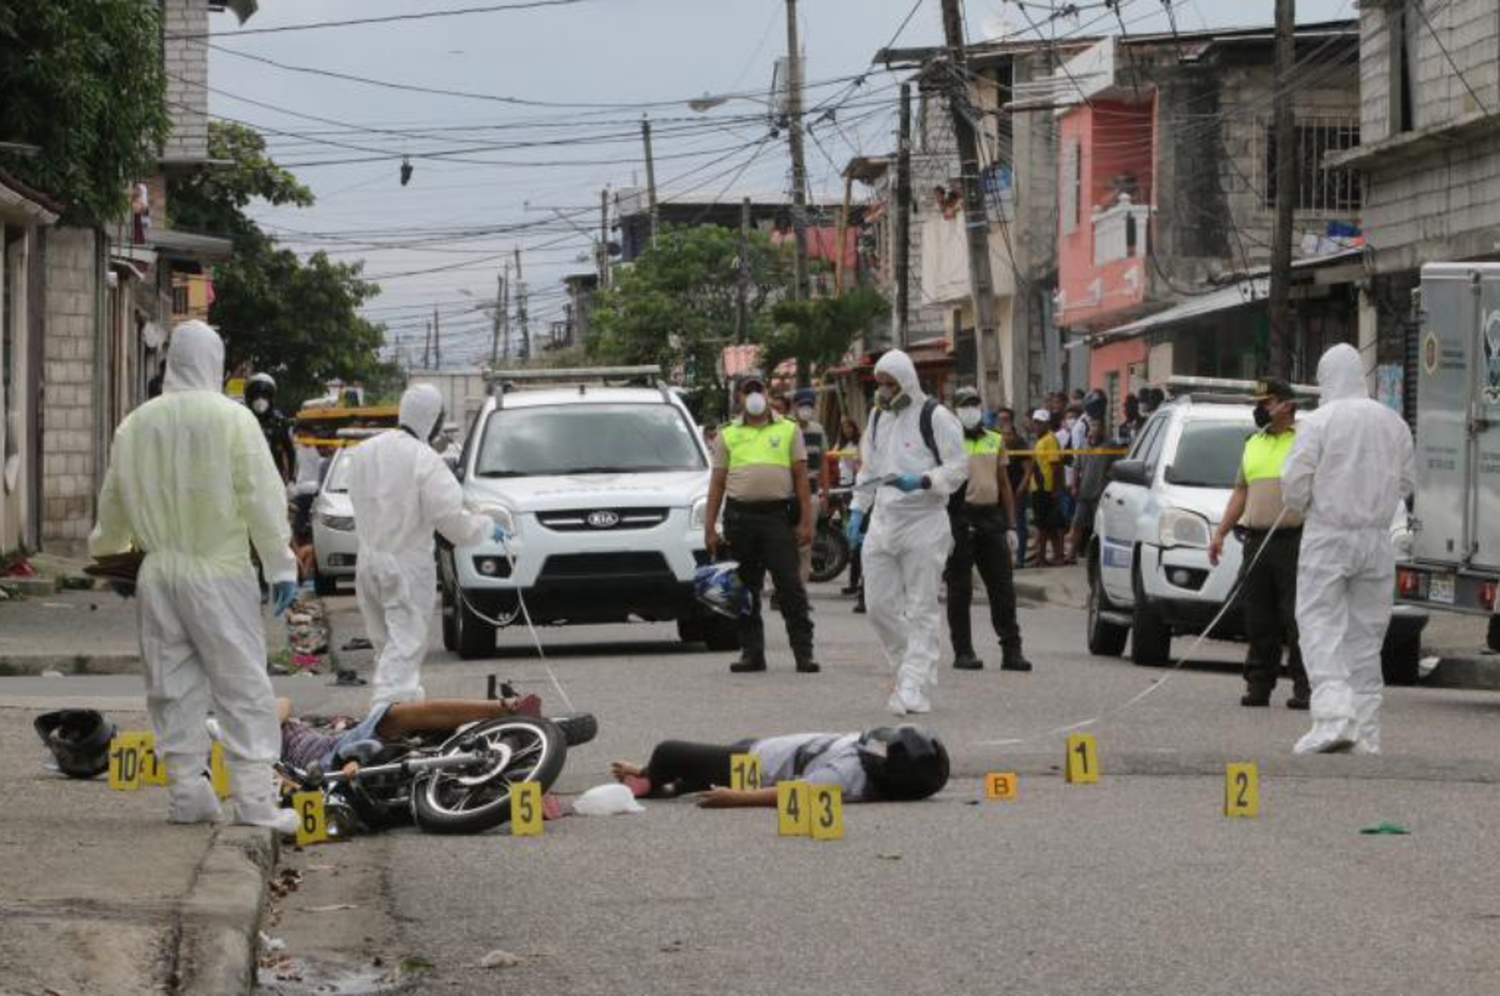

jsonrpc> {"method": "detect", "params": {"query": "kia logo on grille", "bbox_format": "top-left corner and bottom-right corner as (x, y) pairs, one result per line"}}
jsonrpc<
(586, 510), (620, 529)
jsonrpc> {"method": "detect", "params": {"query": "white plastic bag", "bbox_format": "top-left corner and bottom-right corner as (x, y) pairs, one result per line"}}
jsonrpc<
(571, 782), (645, 816)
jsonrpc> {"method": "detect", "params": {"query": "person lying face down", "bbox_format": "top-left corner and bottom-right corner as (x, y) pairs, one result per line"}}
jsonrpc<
(609, 725), (949, 808)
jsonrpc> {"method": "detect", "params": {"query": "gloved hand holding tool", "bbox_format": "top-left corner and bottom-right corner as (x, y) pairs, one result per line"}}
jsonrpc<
(845, 509), (865, 550)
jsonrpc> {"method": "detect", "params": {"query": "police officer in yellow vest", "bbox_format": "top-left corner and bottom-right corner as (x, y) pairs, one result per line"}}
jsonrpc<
(705, 371), (818, 673)
(1208, 378), (1311, 709)
(944, 387), (1030, 671)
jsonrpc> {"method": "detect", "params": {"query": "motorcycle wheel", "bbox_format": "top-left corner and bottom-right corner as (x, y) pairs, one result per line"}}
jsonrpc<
(808, 521), (850, 584)
(411, 717), (567, 835)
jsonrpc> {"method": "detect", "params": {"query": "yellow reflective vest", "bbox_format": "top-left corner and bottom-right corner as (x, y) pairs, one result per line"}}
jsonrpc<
(721, 417), (798, 470)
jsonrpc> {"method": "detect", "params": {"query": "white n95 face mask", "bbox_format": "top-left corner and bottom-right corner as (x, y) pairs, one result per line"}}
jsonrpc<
(251, 398), (269, 414)
(744, 392), (768, 417)
(958, 407), (983, 430)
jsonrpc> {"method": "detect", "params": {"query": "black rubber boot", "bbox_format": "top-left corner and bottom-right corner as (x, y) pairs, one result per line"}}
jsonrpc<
(729, 654), (767, 673)
(953, 652), (984, 671)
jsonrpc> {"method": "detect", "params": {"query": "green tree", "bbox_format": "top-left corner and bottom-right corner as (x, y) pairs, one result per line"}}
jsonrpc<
(587, 224), (794, 417)
(0, 0), (170, 221)
(169, 122), (398, 409)
(761, 287), (889, 387)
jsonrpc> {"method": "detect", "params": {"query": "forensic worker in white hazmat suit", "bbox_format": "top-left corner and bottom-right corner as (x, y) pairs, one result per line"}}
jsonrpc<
(90, 320), (300, 833)
(1281, 342), (1414, 754)
(346, 383), (501, 708)
(845, 350), (969, 715)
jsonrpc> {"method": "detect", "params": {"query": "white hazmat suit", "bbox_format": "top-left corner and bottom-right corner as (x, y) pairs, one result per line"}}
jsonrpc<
(90, 321), (298, 830)
(1282, 343), (1414, 754)
(347, 383), (493, 708)
(852, 351), (969, 714)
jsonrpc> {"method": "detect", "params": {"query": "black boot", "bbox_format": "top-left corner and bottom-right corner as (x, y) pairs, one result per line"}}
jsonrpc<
(729, 654), (767, 673)
(794, 652), (821, 674)
(1241, 686), (1272, 707)
(953, 651), (984, 670)
(1000, 648), (1032, 672)
(1286, 685), (1311, 710)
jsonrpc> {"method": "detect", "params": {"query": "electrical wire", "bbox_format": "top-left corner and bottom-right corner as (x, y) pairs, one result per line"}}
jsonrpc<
(169, 0), (597, 40)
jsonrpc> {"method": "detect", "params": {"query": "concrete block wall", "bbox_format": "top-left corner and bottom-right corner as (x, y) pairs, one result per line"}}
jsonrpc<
(162, 0), (209, 161)
(1360, 1), (1500, 144)
(42, 227), (100, 544)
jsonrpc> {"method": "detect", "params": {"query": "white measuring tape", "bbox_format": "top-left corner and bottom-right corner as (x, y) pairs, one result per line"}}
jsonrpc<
(455, 538), (576, 714)
(977, 505), (1292, 747)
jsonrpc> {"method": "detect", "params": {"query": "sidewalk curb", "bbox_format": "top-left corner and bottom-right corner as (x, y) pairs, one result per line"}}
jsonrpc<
(175, 825), (277, 996)
(0, 653), (141, 676)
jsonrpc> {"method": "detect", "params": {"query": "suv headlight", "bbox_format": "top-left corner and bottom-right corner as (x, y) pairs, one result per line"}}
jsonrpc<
(1158, 508), (1210, 549)
(689, 497), (709, 530)
(467, 501), (517, 539)
(318, 514), (355, 532)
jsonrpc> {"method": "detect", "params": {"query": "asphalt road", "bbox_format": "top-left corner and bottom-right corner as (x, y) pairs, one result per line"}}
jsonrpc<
(10, 584), (1500, 995)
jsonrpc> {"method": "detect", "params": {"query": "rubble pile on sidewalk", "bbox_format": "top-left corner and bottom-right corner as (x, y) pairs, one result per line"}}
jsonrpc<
(275, 598), (331, 675)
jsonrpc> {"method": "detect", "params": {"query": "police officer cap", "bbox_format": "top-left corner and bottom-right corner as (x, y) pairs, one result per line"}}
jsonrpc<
(793, 387), (817, 405)
(953, 386), (982, 407)
(1252, 377), (1295, 402)
(737, 369), (766, 392)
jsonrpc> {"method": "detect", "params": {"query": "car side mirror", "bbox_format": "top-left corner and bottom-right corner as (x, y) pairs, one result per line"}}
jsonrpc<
(1109, 459), (1149, 487)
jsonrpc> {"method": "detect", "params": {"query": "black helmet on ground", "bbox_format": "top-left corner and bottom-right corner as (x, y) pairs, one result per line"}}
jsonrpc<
(856, 725), (950, 801)
(34, 709), (117, 780)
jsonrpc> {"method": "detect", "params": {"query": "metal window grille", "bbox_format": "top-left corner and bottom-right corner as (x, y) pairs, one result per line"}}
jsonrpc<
(1261, 118), (1363, 212)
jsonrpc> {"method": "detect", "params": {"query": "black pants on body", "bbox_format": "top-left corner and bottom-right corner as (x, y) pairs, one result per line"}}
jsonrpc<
(944, 504), (1023, 657)
(724, 500), (813, 661)
(1240, 528), (1309, 696)
(642, 739), (750, 796)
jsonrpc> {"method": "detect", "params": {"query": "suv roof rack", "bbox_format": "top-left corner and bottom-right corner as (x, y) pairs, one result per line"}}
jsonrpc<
(485, 365), (669, 409)
(1163, 375), (1320, 406)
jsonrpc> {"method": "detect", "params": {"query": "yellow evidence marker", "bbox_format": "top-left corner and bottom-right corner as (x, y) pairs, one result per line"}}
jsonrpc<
(138, 732), (169, 787)
(511, 781), (544, 836)
(810, 785), (844, 840)
(293, 791), (328, 846)
(984, 772), (1018, 800)
(209, 742), (232, 799)
(107, 733), (145, 791)
(777, 781), (811, 836)
(728, 753), (761, 792)
(1224, 762), (1260, 818)
(1065, 733), (1099, 784)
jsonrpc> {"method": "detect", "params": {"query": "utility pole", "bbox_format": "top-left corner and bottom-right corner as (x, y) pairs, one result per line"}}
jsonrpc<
(1268, 0), (1299, 379)
(514, 247), (530, 360)
(784, 0), (810, 299)
(737, 196), (751, 343)
(895, 81), (913, 348)
(432, 305), (441, 370)
(500, 261), (511, 361)
(940, 0), (1004, 404)
(641, 118), (659, 247)
(598, 188), (610, 288)
(490, 270), (504, 368)
(423, 320), (431, 369)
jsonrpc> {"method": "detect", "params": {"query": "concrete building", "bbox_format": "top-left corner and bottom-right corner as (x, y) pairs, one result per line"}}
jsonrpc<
(1328, 0), (1500, 418)
(1028, 23), (1364, 414)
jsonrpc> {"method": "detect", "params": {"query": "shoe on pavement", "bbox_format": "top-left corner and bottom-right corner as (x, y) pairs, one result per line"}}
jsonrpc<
(236, 807), (301, 837)
(729, 656), (767, 673)
(840, 584), (860, 595)
(952, 652), (984, 671)
(1000, 654), (1032, 672)
(852, 599), (866, 614)
(1240, 692), (1271, 707)
(795, 657), (821, 674)
(167, 775), (224, 825)
(887, 684), (931, 716)
(1293, 722), (1356, 755)
(1352, 740), (1379, 756)
(1285, 693), (1310, 711)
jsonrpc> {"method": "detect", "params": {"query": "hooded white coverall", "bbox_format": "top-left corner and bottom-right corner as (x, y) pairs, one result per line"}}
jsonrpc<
(90, 321), (297, 827)
(346, 384), (493, 708)
(1282, 343), (1414, 754)
(852, 351), (969, 714)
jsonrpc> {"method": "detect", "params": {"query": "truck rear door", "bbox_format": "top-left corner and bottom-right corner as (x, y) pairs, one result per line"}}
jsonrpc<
(1414, 264), (1479, 567)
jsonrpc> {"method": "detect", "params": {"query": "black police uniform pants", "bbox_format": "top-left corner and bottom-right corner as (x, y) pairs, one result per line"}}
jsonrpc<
(725, 504), (814, 661)
(1240, 529), (1309, 696)
(944, 505), (1023, 657)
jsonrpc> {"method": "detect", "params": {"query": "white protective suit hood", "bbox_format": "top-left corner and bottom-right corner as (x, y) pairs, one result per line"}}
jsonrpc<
(400, 383), (445, 442)
(1316, 342), (1366, 403)
(162, 321), (224, 394)
(874, 349), (925, 405)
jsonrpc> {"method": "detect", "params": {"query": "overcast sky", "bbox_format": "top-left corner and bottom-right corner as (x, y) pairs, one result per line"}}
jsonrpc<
(204, 0), (1354, 368)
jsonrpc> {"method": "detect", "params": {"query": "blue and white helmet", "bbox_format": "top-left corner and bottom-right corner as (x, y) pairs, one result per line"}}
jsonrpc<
(692, 562), (751, 619)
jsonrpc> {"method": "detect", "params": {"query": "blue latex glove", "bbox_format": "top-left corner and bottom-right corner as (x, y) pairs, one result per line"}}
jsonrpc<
(889, 472), (925, 493)
(492, 524), (509, 545)
(845, 509), (865, 549)
(271, 581), (297, 618)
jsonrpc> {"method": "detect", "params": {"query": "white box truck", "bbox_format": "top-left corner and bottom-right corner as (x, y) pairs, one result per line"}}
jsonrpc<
(1395, 263), (1500, 650)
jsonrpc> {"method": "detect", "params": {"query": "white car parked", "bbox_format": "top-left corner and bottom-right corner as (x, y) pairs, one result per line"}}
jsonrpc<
(439, 367), (734, 659)
(1085, 385), (1427, 683)
(310, 446), (358, 595)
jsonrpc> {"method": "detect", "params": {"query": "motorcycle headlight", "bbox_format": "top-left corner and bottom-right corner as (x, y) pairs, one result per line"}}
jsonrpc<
(318, 514), (356, 532)
(689, 497), (708, 530)
(468, 502), (517, 539)
(1158, 508), (1211, 549)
